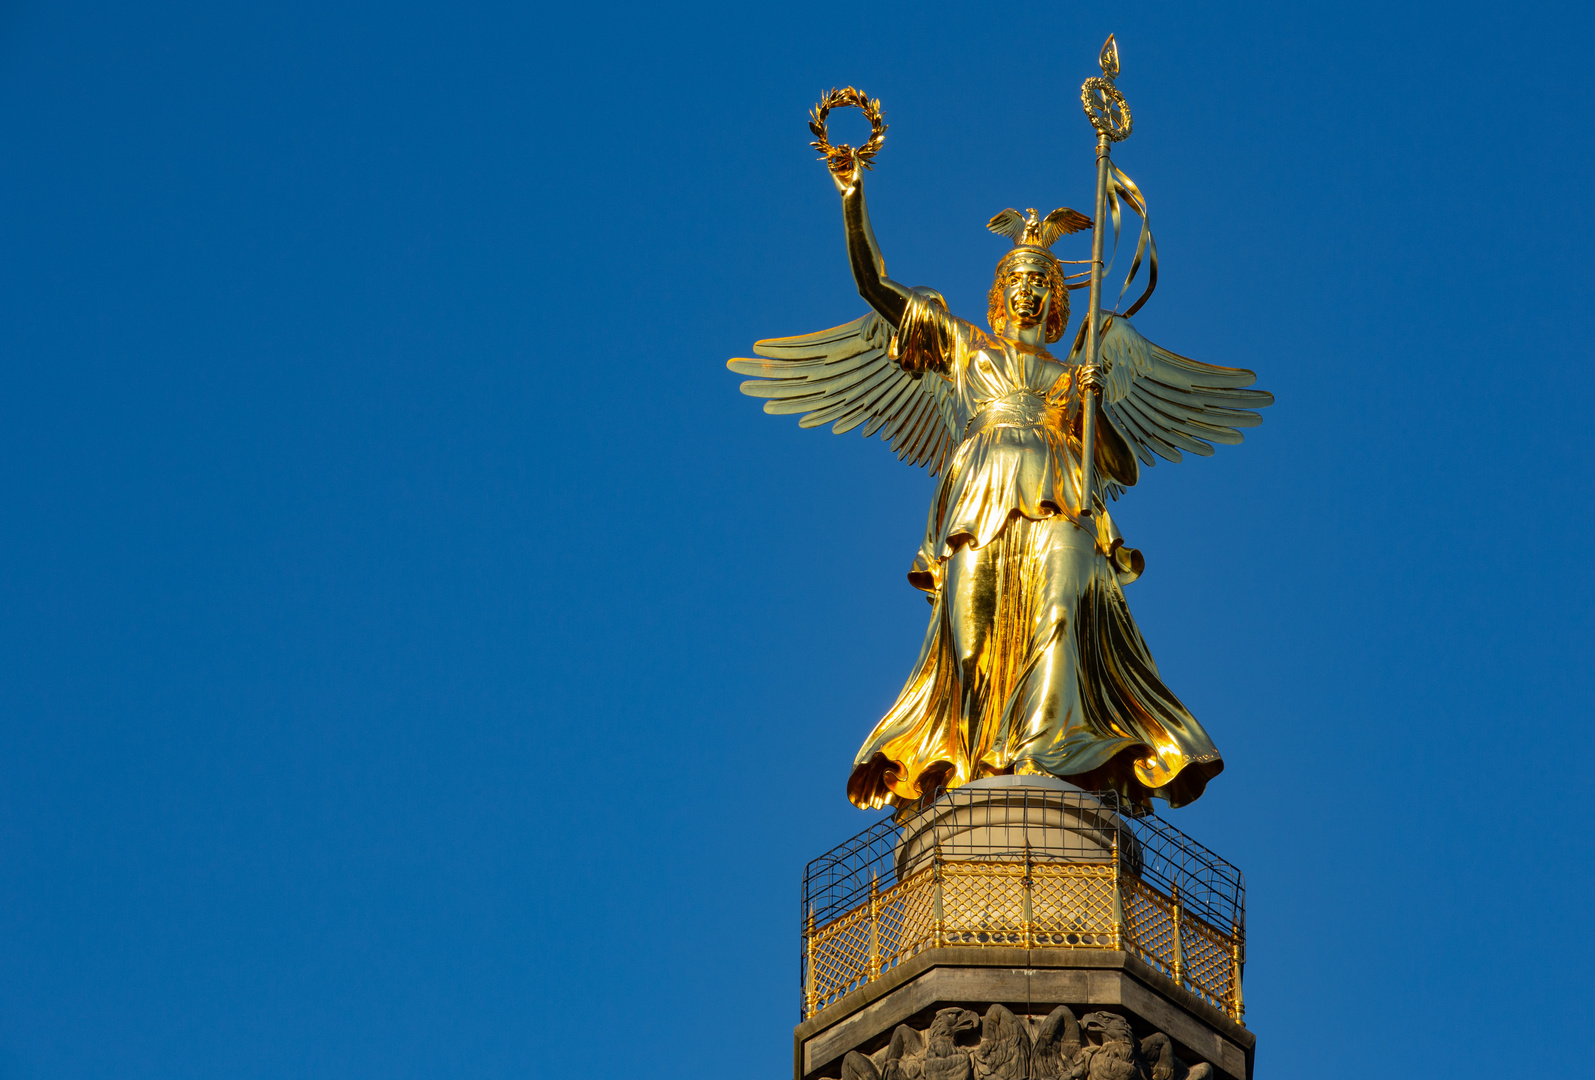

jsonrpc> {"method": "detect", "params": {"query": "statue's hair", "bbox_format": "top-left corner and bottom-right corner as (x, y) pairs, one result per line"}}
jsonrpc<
(987, 251), (1070, 343)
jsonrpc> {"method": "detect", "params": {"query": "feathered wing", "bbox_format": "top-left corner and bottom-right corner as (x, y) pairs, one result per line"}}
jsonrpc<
(987, 209), (1027, 243)
(728, 309), (962, 475)
(1041, 207), (1092, 248)
(1075, 313), (1274, 468)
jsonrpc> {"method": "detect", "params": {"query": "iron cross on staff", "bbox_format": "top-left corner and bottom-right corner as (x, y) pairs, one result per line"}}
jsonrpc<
(1077, 34), (1134, 519)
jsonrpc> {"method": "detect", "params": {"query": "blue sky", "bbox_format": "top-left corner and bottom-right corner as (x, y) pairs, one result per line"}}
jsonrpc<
(0, 1), (1591, 1077)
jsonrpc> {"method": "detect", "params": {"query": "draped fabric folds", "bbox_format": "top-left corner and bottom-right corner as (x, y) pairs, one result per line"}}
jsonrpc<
(846, 513), (1221, 810)
(846, 298), (1222, 810)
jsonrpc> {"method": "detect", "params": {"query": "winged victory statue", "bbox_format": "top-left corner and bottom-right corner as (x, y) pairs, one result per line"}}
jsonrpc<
(729, 81), (1271, 811)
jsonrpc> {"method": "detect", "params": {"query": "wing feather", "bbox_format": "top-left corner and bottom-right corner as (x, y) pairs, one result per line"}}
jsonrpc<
(1090, 314), (1272, 468)
(729, 309), (961, 474)
(825, 368), (913, 433)
(861, 378), (917, 437)
(1130, 403), (1217, 456)
(912, 411), (946, 466)
(760, 395), (829, 416)
(1102, 402), (1159, 467)
(1115, 398), (1188, 461)
(1131, 392), (1242, 445)
(1041, 207), (1092, 248)
(987, 209), (1026, 242)
(834, 380), (907, 435)
(904, 401), (943, 466)
(799, 362), (900, 429)
(735, 361), (878, 401)
(879, 388), (928, 446)
(921, 378), (961, 475)
(735, 349), (880, 393)
(1138, 381), (1271, 418)
(905, 394), (950, 465)
(895, 400), (938, 461)
(926, 426), (956, 472)
(911, 379), (959, 467)
(749, 311), (894, 359)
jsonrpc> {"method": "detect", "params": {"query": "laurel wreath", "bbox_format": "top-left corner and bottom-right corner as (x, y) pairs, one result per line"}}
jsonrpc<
(808, 87), (887, 176)
(1081, 77), (1132, 142)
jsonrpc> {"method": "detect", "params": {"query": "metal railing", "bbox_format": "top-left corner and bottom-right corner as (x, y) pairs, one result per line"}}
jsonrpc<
(799, 785), (1245, 1024)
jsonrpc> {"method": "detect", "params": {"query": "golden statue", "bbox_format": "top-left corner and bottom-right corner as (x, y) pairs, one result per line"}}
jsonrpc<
(730, 46), (1271, 810)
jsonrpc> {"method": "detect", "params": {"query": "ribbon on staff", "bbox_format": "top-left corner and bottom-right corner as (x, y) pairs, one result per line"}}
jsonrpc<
(1104, 163), (1158, 317)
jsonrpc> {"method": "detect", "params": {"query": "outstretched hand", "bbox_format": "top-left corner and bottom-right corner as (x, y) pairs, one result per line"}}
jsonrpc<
(827, 150), (861, 194)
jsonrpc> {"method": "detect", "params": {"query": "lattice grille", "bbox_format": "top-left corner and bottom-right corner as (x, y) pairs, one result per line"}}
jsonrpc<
(809, 906), (870, 1009)
(1182, 917), (1236, 1012)
(808, 862), (1240, 1019)
(801, 787), (1244, 1023)
(1030, 863), (1117, 946)
(940, 862), (1027, 945)
(1122, 877), (1177, 977)
(893, 869), (936, 955)
(875, 870), (934, 970)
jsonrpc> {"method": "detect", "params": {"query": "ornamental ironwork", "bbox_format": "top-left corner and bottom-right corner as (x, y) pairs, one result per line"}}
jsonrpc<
(799, 786), (1246, 1024)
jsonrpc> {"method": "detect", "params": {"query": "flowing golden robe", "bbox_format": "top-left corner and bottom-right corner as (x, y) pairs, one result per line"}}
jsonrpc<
(847, 295), (1222, 809)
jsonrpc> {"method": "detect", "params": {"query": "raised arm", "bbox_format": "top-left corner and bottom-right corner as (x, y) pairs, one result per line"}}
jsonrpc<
(832, 165), (912, 327)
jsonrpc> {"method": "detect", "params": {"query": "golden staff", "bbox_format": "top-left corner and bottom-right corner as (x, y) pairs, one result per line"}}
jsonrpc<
(1077, 35), (1133, 518)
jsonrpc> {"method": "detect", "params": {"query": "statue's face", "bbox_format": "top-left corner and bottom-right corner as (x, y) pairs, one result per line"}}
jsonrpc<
(1002, 259), (1052, 330)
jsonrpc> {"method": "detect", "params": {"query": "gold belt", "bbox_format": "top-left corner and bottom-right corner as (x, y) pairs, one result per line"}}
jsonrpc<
(965, 395), (1057, 437)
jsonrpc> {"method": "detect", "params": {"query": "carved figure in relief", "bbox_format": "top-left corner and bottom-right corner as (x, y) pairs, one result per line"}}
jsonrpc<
(835, 1005), (1211, 1080)
(1082, 1013), (1141, 1080)
(845, 1009), (979, 1080)
(921, 1008), (980, 1080)
(883, 1024), (926, 1080)
(972, 1005), (1031, 1080)
(1031, 1005), (1087, 1080)
(730, 65), (1271, 810)
(1136, 1033), (1206, 1080)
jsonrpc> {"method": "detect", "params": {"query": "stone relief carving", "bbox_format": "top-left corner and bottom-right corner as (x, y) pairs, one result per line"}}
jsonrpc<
(840, 1004), (1212, 1080)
